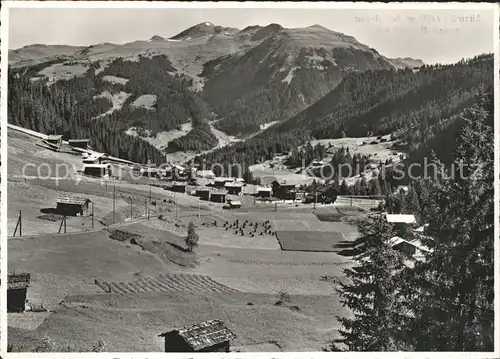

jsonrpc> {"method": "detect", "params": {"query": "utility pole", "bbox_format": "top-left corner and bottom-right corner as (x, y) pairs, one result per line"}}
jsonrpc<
(175, 192), (179, 218)
(20, 210), (22, 236)
(149, 184), (152, 201)
(144, 196), (147, 216)
(198, 198), (200, 218)
(14, 210), (22, 237)
(112, 183), (116, 225)
(92, 202), (95, 229)
(275, 201), (277, 212)
(130, 196), (133, 219)
(64, 216), (67, 234)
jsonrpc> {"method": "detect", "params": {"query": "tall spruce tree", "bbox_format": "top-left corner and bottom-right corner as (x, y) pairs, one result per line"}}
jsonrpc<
(332, 213), (408, 351)
(410, 88), (494, 351)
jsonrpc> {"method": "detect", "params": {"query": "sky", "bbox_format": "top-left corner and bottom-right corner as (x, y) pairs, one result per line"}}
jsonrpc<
(8, 6), (496, 65)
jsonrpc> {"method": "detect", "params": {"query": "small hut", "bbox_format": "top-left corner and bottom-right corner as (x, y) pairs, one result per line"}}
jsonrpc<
(56, 196), (91, 216)
(8, 273), (31, 313)
(170, 182), (187, 193)
(227, 199), (242, 209)
(68, 139), (91, 150)
(83, 163), (111, 177)
(210, 191), (227, 204)
(45, 134), (63, 148)
(195, 187), (211, 201)
(159, 319), (236, 352)
(224, 182), (243, 195)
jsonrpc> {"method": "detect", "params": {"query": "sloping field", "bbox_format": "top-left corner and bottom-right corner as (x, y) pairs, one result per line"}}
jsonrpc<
(94, 273), (241, 294)
(9, 291), (346, 352)
(276, 230), (345, 252)
(7, 229), (171, 310)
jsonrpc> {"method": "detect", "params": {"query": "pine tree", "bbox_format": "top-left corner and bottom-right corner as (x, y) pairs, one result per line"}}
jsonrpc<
(410, 88), (494, 351)
(185, 221), (199, 252)
(332, 213), (407, 351)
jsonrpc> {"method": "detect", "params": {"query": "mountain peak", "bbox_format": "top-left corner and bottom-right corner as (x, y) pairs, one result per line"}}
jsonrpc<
(149, 35), (165, 42)
(170, 22), (240, 40)
(307, 24), (330, 31)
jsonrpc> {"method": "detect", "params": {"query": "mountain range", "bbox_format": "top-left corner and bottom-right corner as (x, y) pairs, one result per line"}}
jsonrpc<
(9, 21), (491, 173)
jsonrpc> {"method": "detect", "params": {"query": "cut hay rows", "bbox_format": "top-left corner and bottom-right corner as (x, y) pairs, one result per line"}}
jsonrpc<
(95, 273), (240, 294)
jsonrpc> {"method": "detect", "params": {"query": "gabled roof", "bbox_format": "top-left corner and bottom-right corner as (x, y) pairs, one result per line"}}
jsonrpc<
(224, 182), (243, 188)
(56, 196), (90, 206)
(8, 273), (31, 290)
(68, 139), (90, 143)
(257, 187), (272, 192)
(386, 214), (416, 224)
(228, 200), (242, 205)
(159, 319), (236, 351)
(46, 134), (63, 140)
(84, 163), (111, 169)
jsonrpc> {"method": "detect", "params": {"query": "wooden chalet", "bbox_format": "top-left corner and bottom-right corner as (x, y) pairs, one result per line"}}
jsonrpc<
(227, 199), (242, 209)
(56, 196), (91, 216)
(159, 319), (236, 353)
(8, 273), (31, 313)
(271, 179), (301, 200)
(256, 187), (273, 198)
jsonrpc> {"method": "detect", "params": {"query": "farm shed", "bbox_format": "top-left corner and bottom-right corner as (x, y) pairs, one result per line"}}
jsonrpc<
(388, 236), (433, 257)
(315, 186), (338, 203)
(8, 273), (31, 313)
(271, 180), (300, 200)
(227, 199), (242, 209)
(83, 163), (111, 177)
(257, 187), (273, 198)
(159, 319), (236, 353)
(213, 177), (234, 188)
(56, 196), (91, 216)
(68, 139), (90, 149)
(45, 134), (63, 147)
(210, 191), (227, 203)
(195, 187), (211, 201)
(224, 182), (243, 195)
(170, 182), (187, 193)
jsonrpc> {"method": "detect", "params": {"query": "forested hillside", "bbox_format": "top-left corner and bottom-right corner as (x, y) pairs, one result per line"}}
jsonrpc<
(201, 24), (396, 136)
(8, 55), (215, 163)
(195, 54), (493, 175)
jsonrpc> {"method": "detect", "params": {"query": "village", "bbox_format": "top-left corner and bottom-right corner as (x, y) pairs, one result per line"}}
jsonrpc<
(8, 124), (433, 352)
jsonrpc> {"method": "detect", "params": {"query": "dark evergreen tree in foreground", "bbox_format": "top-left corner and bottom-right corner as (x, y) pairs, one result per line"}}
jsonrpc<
(409, 88), (494, 351)
(332, 87), (494, 351)
(332, 214), (407, 351)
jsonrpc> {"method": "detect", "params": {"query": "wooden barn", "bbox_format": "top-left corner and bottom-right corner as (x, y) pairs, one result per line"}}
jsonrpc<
(83, 163), (111, 177)
(210, 191), (227, 203)
(8, 273), (31, 313)
(256, 187), (273, 198)
(56, 196), (91, 216)
(213, 177), (234, 188)
(170, 182), (187, 193)
(195, 187), (211, 201)
(158, 319), (236, 353)
(45, 134), (63, 148)
(224, 182), (243, 195)
(68, 139), (90, 150)
(271, 180), (300, 200)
